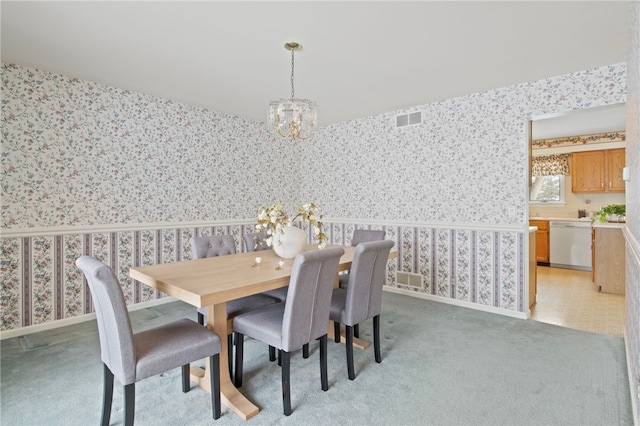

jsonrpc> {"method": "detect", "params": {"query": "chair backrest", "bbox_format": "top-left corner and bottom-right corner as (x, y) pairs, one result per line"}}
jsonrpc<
(344, 240), (395, 326)
(281, 246), (344, 352)
(76, 256), (136, 385)
(243, 232), (268, 252)
(351, 229), (386, 246)
(190, 235), (236, 259)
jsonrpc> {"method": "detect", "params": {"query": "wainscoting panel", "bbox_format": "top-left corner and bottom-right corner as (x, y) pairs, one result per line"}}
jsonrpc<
(0, 221), (526, 332)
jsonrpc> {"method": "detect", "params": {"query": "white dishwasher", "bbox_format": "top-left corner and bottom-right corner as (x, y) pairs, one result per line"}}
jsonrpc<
(549, 221), (592, 271)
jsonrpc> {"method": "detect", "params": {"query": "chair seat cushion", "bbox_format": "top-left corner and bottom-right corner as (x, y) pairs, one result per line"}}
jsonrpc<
(227, 294), (279, 317)
(134, 318), (221, 382)
(262, 287), (288, 302)
(196, 293), (280, 317)
(329, 288), (348, 325)
(232, 302), (286, 350)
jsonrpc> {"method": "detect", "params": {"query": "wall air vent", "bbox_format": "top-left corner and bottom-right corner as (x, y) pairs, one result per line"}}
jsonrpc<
(396, 271), (424, 289)
(396, 111), (422, 128)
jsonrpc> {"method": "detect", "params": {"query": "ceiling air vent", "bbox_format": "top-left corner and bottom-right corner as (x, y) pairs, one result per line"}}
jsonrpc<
(396, 111), (422, 128)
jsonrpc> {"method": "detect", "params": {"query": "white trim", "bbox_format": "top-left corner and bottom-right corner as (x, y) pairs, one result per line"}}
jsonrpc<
(1, 218), (529, 239)
(0, 297), (177, 340)
(0, 220), (255, 238)
(383, 286), (528, 320)
(326, 217), (526, 233)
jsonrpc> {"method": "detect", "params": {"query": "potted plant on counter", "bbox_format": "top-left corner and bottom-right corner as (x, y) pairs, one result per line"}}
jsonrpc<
(594, 204), (626, 223)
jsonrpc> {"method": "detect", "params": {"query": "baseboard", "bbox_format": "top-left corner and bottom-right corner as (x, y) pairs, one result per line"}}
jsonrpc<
(383, 285), (528, 319)
(0, 296), (177, 340)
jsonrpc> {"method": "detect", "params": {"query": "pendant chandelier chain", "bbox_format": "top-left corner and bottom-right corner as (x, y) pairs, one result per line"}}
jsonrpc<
(290, 48), (295, 99)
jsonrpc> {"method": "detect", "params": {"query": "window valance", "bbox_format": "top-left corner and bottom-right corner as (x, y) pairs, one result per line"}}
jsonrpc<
(531, 154), (570, 176)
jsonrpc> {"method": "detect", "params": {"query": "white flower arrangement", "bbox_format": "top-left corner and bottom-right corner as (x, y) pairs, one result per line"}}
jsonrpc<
(256, 203), (327, 248)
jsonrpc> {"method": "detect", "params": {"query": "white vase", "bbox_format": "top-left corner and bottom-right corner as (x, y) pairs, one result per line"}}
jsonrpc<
(272, 224), (307, 259)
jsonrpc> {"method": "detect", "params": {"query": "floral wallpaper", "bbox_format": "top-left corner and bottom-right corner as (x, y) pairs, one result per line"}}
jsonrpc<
(0, 222), (522, 330)
(0, 63), (297, 228)
(301, 64), (627, 225)
(624, 2), (640, 423)
(0, 61), (629, 333)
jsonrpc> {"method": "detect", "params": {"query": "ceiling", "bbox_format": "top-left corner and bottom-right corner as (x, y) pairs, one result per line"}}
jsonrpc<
(0, 1), (631, 130)
(532, 103), (627, 140)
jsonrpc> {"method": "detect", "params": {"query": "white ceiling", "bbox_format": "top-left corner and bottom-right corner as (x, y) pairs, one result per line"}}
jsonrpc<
(531, 103), (626, 140)
(0, 1), (631, 131)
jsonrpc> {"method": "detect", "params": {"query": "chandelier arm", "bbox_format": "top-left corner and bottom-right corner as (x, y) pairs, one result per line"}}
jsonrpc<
(274, 122), (293, 139)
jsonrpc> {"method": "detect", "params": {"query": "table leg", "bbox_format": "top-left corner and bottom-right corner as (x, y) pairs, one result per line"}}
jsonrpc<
(189, 302), (259, 420)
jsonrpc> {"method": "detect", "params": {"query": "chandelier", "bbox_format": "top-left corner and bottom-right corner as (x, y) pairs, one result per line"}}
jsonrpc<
(267, 42), (317, 140)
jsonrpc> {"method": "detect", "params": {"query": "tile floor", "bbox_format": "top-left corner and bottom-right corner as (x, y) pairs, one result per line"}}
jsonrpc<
(530, 265), (626, 337)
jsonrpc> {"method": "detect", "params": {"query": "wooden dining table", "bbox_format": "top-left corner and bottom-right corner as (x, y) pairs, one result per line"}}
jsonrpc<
(129, 243), (364, 420)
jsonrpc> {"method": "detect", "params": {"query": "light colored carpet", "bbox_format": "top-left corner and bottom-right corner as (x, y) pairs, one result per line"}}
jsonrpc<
(0, 292), (633, 425)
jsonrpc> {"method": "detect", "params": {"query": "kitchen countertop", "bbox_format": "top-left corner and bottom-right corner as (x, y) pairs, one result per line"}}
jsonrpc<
(592, 222), (626, 229)
(529, 217), (593, 222)
(529, 217), (626, 228)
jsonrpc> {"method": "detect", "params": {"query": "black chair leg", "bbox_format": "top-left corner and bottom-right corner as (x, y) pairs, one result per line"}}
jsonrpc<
(227, 334), (234, 378)
(181, 364), (190, 392)
(269, 345), (276, 361)
(319, 334), (328, 391)
(345, 325), (355, 380)
(334, 321), (341, 343)
(197, 312), (205, 326)
(373, 315), (381, 363)
(354, 323), (360, 338)
(101, 364), (114, 426)
(303, 343), (309, 358)
(124, 383), (135, 426)
(281, 350), (291, 416)
(210, 354), (221, 420)
(234, 332), (244, 387)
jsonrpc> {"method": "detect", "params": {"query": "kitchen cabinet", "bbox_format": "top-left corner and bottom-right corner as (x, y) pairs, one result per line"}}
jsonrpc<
(606, 148), (626, 191)
(571, 148), (626, 193)
(529, 220), (549, 264)
(594, 225), (626, 295)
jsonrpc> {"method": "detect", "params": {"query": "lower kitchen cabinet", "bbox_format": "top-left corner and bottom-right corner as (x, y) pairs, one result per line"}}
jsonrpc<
(529, 220), (549, 264)
(594, 226), (626, 295)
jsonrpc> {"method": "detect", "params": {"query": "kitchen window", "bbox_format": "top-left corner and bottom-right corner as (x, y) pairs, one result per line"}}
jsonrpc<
(530, 154), (569, 204)
(530, 175), (564, 203)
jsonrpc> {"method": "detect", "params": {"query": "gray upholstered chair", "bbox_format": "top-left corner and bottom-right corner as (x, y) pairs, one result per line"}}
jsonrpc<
(338, 229), (386, 338)
(243, 231), (268, 252)
(76, 256), (221, 426)
(338, 229), (386, 288)
(233, 247), (345, 416)
(190, 235), (280, 377)
(244, 232), (288, 303)
(193, 235), (239, 326)
(330, 239), (394, 380)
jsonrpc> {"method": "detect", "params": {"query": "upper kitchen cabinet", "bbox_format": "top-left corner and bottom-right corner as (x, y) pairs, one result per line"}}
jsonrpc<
(571, 148), (626, 193)
(571, 150), (606, 192)
(606, 148), (626, 191)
